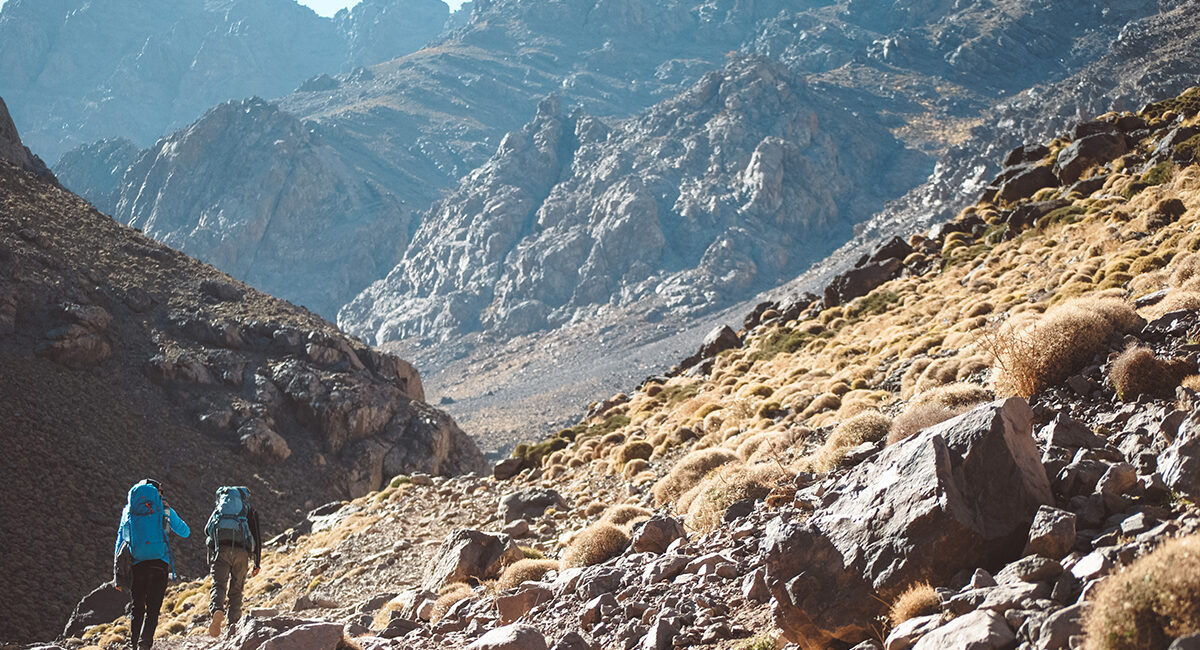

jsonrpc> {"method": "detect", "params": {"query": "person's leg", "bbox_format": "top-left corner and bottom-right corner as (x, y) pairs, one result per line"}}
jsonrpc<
(129, 563), (150, 649)
(210, 547), (231, 613)
(139, 564), (169, 649)
(227, 548), (250, 626)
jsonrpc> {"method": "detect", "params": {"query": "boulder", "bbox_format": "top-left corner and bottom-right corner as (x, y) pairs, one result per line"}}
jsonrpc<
(260, 622), (345, 650)
(996, 164), (1059, 204)
(240, 419), (292, 463)
(422, 529), (524, 592)
(494, 457), (525, 481)
(220, 616), (325, 650)
(62, 582), (125, 638)
(498, 489), (568, 523)
(1022, 506), (1076, 559)
(823, 258), (903, 308)
(466, 623), (549, 650)
(911, 610), (1014, 650)
(551, 631), (595, 650)
(764, 398), (1052, 648)
(1159, 409), (1200, 498)
(496, 584), (553, 624)
(630, 516), (686, 554)
(1055, 132), (1129, 184)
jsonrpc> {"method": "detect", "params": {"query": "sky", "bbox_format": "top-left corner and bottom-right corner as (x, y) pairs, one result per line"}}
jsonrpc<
(0, 0), (468, 17)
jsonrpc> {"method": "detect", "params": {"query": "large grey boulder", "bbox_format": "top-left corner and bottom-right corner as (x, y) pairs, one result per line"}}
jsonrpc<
(422, 529), (524, 592)
(61, 582), (125, 639)
(764, 398), (1052, 648)
(498, 489), (569, 523)
(1159, 409), (1200, 498)
(259, 622), (344, 650)
(911, 610), (1015, 650)
(466, 623), (549, 650)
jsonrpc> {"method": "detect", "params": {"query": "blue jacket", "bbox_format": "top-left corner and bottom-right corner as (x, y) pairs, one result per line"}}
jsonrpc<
(115, 482), (190, 578)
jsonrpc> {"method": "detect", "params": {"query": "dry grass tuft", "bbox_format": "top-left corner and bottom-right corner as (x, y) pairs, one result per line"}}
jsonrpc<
(1082, 533), (1200, 649)
(622, 458), (650, 479)
(614, 440), (654, 466)
(431, 582), (473, 621)
(600, 504), (653, 527)
(982, 297), (1143, 397)
(679, 463), (786, 532)
(808, 410), (891, 472)
(911, 382), (991, 408)
(561, 523), (631, 568)
(1109, 347), (1193, 400)
(652, 448), (740, 506)
(889, 581), (941, 627)
(495, 559), (559, 592)
(888, 402), (970, 445)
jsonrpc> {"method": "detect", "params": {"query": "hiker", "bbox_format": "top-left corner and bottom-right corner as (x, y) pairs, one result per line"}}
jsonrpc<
(113, 479), (190, 650)
(205, 486), (261, 636)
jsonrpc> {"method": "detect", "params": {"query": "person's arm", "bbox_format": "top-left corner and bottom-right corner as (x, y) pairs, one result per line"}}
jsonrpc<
(166, 505), (190, 538)
(114, 506), (129, 555)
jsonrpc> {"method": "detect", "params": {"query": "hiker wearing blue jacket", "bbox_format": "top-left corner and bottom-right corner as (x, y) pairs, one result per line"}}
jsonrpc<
(114, 479), (189, 650)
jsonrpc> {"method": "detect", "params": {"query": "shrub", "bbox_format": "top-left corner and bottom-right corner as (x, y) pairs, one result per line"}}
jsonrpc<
(583, 501), (607, 518)
(614, 440), (654, 466)
(981, 297), (1143, 397)
(809, 410), (892, 472)
(561, 523), (630, 568)
(1170, 253), (1200, 288)
(622, 458), (650, 479)
(1082, 533), (1200, 649)
(680, 463), (786, 532)
(496, 559), (559, 592)
(911, 383), (991, 409)
(736, 633), (776, 650)
(431, 583), (473, 621)
(1124, 162), (1174, 198)
(600, 504), (653, 527)
(889, 581), (941, 627)
(652, 448), (740, 506)
(888, 402), (970, 445)
(1109, 347), (1193, 400)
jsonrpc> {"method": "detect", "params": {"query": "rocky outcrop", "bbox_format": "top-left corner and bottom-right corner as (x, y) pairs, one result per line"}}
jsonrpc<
(0, 0), (448, 163)
(764, 398), (1052, 648)
(422, 530), (524, 592)
(0, 95), (52, 180)
(340, 57), (928, 343)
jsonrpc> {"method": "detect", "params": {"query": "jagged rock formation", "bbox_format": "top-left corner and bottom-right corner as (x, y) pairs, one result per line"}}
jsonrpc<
(0, 0), (450, 162)
(0, 106), (483, 643)
(0, 95), (53, 180)
(340, 60), (928, 342)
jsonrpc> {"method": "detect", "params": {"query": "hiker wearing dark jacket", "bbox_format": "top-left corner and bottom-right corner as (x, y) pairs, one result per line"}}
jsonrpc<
(205, 486), (262, 636)
(114, 479), (189, 650)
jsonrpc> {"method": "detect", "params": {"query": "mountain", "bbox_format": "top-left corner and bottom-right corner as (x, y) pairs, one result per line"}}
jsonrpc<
(0, 0), (451, 163)
(0, 98), (483, 643)
(47, 87), (1200, 650)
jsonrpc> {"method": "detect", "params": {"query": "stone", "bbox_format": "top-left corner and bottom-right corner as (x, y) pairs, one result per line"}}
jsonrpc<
(421, 529), (524, 592)
(995, 556), (1062, 585)
(0, 96), (52, 177)
(1037, 603), (1086, 650)
(765, 398), (1052, 648)
(260, 622), (345, 650)
(968, 569), (997, 590)
(380, 617), (421, 639)
(239, 419), (292, 464)
(742, 568), (770, 603)
(885, 614), (942, 650)
(996, 164), (1059, 204)
(643, 555), (691, 584)
(630, 516), (686, 554)
(824, 258), (903, 308)
(466, 623), (549, 650)
(581, 594), (618, 628)
(1069, 552), (1113, 582)
(1055, 132), (1129, 184)
(1170, 634), (1200, 650)
(641, 615), (679, 650)
(495, 585), (553, 624)
(552, 631), (595, 650)
(1159, 410), (1200, 499)
(62, 582), (126, 638)
(911, 610), (1015, 650)
(1023, 506), (1076, 559)
(498, 489), (568, 523)
(1097, 462), (1138, 511)
(1039, 416), (1103, 451)
(503, 519), (531, 538)
(495, 457), (525, 481)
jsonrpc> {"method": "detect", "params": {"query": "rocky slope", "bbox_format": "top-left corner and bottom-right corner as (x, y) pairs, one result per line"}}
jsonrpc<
(34, 88), (1200, 650)
(0, 98), (484, 643)
(0, 0), (450, 163)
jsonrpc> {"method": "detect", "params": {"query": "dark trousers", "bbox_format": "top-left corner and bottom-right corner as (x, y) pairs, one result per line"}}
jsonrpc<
(210, 545), (250, 624)
(130, 560), (168, 649)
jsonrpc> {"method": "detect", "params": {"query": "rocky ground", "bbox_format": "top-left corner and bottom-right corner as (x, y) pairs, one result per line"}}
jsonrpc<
(23, 88), (1200, 650)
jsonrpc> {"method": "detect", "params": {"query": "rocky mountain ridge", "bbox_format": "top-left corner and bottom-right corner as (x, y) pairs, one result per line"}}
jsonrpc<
(0, 97), (483, 643)
(0, 0), (452, 163)
(32, 87), (1200, 650)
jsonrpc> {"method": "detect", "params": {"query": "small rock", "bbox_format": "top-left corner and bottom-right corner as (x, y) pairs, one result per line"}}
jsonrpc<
(1023, 506), (1076, 559)
(630, 516), (686, 554)
(466, 623), (549, 650)
(911, 609), (1015, 650)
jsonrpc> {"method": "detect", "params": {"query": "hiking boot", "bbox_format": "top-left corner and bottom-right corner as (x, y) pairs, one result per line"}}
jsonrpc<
(208, 609), (224, 637)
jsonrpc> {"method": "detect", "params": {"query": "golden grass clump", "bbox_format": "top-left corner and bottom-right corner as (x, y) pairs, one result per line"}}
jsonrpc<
(888, 402), (970, 445)
(614, 440), (654, 465)
(983, 297), (1143, 397)
(622, 458), (649, 479)
(911, 382), (992, 409)
(600, 504), (653, 527)
(808, 410), (891, 472)
(431, 582), (474, 621)
(583, 501), (607, 518)
(679, 463), (786, 532)
(652, 447), (740, 506)
(889, 581), (941, 627)
(1082, 533), (1200, 649)
(561, 523), (631, 568)
(1108, 347), (1194, 400)
(495, 559), (560, 592)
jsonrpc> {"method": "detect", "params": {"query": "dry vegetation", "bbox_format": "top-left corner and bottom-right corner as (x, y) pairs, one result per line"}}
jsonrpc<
(889, 581), (942, 626)
(1083, 533), (1200, 649)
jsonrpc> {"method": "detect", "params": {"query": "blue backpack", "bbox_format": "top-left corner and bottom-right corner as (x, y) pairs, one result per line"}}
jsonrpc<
(206, 486), (254, 553)
(126, 481), (169, 564)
